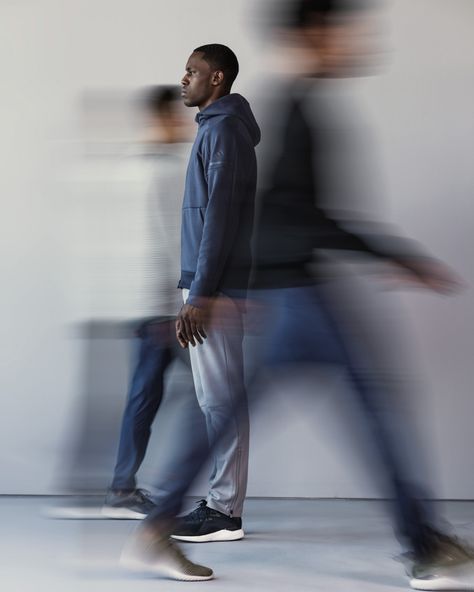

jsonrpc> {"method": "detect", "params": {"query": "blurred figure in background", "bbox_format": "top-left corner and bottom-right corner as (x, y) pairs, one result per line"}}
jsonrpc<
(52, 86), (197, 519)
(247, 0), (473, 590)
(102, 86), (195, 518)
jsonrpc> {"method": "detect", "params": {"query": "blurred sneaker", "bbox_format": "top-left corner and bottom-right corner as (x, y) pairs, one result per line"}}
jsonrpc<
(409, 531), (474, 590)
(171, 499), (244, 542)
(120, 526), (214, 581)
(102, 488), (155, 519)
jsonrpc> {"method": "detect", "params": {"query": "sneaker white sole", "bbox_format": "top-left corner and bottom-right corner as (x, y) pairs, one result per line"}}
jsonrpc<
(101, 506), (147, 520)
(171, 528), (244, 543)
(120, 554), (214, 581)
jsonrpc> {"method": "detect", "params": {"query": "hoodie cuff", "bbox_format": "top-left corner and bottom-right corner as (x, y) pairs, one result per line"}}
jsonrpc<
(188, 277), (217, 307)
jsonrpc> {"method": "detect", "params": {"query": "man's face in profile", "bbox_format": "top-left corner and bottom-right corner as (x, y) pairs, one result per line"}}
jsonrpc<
(181, 52), (215, 108)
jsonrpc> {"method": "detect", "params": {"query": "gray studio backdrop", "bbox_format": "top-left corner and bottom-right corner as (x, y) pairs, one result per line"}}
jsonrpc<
(0, 0), (473, 498)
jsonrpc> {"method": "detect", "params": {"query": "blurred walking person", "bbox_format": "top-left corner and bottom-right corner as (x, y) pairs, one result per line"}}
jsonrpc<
(102, 86), (196, 519)
(247, 1), (473, 590)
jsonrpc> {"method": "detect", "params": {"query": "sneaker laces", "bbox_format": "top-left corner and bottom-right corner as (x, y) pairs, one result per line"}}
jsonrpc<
(133, 489), (154, 504)
(185, 499), (209, 521)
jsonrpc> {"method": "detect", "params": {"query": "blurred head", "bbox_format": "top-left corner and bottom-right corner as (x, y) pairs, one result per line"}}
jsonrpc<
(181, 44), (239, 110)
(275, 0), (384, 77)
(141, 85), (192, 143)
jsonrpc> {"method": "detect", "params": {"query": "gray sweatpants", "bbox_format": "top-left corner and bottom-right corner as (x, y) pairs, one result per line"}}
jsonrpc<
(182, 289), (249, 517)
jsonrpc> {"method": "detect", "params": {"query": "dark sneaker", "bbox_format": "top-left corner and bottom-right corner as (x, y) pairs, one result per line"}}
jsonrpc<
(102, 488), (155, 519)
(409, 531), (474, 590)
(120, 525), (214, 581)
(171, 499), (244, 542)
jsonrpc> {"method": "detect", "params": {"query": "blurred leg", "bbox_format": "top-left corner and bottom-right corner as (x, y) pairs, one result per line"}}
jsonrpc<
(111, 321), (173, 491)
(260, 285), (437, 555)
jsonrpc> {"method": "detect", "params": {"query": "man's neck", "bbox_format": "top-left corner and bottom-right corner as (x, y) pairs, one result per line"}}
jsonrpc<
(198, 91), (230, 111)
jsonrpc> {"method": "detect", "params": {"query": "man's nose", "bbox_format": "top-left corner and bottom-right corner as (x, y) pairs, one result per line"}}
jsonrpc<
(181, 75), (189, 86)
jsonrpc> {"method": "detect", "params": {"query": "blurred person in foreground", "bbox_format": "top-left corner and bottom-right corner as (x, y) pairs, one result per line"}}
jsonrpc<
(120, 44), (260, 580)
(100, 86), (196, 518)
(246, 0), (472, 590)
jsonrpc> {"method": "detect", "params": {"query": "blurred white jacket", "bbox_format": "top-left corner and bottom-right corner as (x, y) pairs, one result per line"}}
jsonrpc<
(72, 143), (191, 321)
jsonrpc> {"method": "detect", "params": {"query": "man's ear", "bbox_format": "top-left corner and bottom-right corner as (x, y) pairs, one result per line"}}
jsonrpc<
(211, 70), (225, 86)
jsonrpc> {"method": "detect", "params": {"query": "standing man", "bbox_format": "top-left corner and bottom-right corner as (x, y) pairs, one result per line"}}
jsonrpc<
(121, 44), (259, 580)
(172, 43), (260, 542)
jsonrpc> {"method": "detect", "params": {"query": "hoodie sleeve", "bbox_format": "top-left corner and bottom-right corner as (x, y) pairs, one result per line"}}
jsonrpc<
(187, 118), (247, 306)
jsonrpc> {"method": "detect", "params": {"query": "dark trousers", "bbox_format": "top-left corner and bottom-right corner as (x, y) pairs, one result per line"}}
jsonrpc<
(111, 319), (191, 491)
(258, 285), (437, 555)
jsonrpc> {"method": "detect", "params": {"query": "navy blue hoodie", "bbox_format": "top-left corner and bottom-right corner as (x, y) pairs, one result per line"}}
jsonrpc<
(178, 93), (261, 306)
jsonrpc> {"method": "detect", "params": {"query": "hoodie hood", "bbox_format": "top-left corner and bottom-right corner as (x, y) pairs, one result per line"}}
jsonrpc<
(196, 93), (261, 147)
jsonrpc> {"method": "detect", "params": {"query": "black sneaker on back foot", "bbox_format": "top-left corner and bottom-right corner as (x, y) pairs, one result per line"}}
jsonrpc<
(171, 500), (244, 542)
(102, 488), (155, 519)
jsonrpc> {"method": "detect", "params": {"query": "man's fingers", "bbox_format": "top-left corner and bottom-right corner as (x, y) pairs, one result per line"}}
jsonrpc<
(175, 320), (188, 348)
(177, 332), (188, 348)
(182, 318), (196, 347)
(196, 323), (207, 340)
(194, 308), (208, 340)
(190, 322), (203, 344)
(177, 305), (210, 347)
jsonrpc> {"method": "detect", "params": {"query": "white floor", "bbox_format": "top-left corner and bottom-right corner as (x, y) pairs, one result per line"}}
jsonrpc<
(1, 497), (473, 592)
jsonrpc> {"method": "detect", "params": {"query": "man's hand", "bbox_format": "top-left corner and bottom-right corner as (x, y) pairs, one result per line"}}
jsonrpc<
(176, 303), (208, 348)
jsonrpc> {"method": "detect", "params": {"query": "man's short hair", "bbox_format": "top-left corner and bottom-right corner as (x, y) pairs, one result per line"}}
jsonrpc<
(193, 44), (239, 90)
(142, 85), (181, 116)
